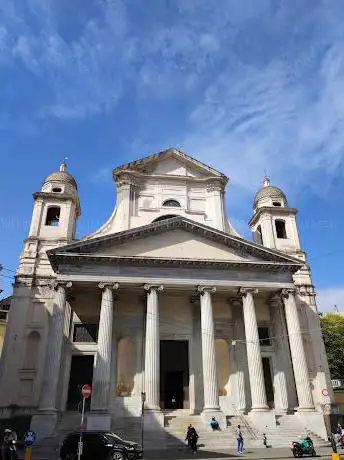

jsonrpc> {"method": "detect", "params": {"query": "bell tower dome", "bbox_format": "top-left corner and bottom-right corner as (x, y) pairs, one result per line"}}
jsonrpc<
(249, 177), (302, 257)
(18, 159), (80, 276)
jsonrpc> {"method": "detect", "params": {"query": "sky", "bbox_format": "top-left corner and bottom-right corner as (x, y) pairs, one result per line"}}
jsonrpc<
(0, 0), (344, 312)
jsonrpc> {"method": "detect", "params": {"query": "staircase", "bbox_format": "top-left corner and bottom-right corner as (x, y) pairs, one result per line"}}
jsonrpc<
(259, 414), (327, 448)
(31, 411), (329, 458)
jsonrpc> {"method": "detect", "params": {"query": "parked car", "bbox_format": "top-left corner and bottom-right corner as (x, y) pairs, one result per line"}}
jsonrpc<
(60, 431), (143, 460)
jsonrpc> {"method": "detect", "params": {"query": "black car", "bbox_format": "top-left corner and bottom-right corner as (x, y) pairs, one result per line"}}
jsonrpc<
(60, 431), (143, 460)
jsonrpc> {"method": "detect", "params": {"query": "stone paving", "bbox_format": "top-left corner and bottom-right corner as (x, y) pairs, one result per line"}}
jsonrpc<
(18, 445), (341, 460)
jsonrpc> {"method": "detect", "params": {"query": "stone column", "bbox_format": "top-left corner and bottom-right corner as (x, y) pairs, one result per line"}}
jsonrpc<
(282, 288), (314, 410)
(198, 286), (220, 412)
(231, 298), (247, 412)
(144, 284), (163, 410)
(239, 288), (268, 411)
(91, 283), (118, 412)
(39, 281), (72, 411)
(269, 294), (290, 413)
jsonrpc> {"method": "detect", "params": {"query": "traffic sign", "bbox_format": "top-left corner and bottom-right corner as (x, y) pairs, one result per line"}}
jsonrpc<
(24, 430), (36, 447)
(81, 384), (92, 399)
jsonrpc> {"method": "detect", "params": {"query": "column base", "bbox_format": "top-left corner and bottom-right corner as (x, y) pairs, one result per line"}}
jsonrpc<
(249, 409), (276, 429)
(87, 412), (111, 431)
(296, 406), (316, 412)
(143, 409), (164, 431)
(30, 411), (58, 441)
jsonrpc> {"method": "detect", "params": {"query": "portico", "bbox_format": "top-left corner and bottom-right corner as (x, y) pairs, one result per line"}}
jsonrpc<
(36, 216), (314, 431)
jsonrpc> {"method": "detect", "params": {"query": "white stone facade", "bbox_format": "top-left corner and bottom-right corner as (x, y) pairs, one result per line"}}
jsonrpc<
(0, 149), (334, 440)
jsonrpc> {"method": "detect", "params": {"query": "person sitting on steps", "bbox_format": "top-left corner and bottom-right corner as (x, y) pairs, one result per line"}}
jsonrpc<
(209, 417), (220, 431)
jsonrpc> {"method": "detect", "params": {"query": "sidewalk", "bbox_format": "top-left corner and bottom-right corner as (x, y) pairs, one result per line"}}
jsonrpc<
(23, 445), (340, 460)
(144, 446), (338, 459)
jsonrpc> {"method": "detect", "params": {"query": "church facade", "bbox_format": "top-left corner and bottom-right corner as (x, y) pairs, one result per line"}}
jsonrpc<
(0, 149), (333, 439)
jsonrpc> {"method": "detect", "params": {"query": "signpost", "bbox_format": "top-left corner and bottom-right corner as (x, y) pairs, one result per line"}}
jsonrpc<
(24, 430), (36, 460)
(78, 384), (92, 460)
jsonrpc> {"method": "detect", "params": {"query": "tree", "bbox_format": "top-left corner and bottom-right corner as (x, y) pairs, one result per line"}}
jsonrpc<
(320, 313), (344, 379)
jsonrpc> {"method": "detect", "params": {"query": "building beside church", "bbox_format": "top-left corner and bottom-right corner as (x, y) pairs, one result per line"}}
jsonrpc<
(0, 149), (334, 441)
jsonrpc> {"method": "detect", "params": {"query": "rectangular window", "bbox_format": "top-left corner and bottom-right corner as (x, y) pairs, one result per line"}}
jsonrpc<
(0, 304), (10, 321)
(73, 324), (98, 343)
(258, 326), (271, 346)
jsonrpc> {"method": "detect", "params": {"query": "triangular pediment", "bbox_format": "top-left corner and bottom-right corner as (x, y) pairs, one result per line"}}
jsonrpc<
(48, 217), (303, 272)
(113, 148), (227, 181)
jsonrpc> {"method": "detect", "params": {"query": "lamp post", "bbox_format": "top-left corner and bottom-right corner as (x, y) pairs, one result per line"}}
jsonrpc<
(141, 392), (146, 451)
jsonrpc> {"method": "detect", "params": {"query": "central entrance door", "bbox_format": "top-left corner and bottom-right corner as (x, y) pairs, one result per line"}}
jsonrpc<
(66, 355), (94, 411)
(160, 340), (189, 410)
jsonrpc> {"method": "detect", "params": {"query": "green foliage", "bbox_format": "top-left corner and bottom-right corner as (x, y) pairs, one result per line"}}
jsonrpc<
(320, 313), (344, 379)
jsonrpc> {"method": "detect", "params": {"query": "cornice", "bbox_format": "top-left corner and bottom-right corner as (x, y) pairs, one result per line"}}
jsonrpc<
(249, 206), (297, 226)
(33, 192), (81, 216)
(47, 217), (302, 269)
(49, 252), (301, 274)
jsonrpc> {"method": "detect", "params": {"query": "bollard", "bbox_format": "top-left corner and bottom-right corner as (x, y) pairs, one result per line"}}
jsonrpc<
(24, 447), (32, 460)
(332, 454), (340, 460)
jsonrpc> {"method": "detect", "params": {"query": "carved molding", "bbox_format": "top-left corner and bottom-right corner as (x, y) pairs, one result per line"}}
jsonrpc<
(50, 280), (72, 291)
(98, 282), (120, 291)
(296, 285), (316, 297)
(197, 285), (216, 295)
(281, 287), (297, 299)
(143, 284), (164, 293)
(238, 287), (259, 297)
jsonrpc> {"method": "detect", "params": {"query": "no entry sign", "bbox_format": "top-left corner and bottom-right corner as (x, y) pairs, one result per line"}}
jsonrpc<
(81, 384), (92, 399)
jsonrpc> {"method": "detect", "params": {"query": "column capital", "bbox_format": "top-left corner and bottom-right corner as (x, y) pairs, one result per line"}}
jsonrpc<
(281, 287), (296, 299)
(50, 280), (72, 291)
(228, 297), (242, 308)
(197, 285), (216, 295)
(98, 282), (119, 291)
(296, 285), (316, 297)
(144, 284), (164, 293)
(238, 287), (258, 297)
(268, 293), (283, 307)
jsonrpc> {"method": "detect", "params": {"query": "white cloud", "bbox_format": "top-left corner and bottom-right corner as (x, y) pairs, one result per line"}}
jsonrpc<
(317, 287), (344, 313)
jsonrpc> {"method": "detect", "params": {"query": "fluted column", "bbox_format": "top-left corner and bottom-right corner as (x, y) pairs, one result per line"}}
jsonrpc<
(144, 284), (163, 410)
(269, 294), (290, 412)
(40, 281), (72, 411)
(231, 299), (247, 412)
(282, 288), (314, 410)
(198, 286), (220, 411)
(92, 283), (118, 411)
(239, 288), (268, 411)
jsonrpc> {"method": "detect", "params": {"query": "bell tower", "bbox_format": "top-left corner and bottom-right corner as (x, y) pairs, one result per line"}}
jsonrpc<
(18, 160), (80, 276)
(249, 177), (303, 259)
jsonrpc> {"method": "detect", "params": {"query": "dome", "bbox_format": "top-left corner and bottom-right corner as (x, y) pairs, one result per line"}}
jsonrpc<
(254, 178), (287, 208)
(43, 161), (77, 189)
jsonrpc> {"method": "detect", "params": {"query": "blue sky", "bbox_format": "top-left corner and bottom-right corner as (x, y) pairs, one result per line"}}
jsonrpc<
(1, 0), (344, 311)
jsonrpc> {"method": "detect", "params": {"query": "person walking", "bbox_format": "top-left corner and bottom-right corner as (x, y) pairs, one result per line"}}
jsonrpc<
(186, 425), (199, 454)
(235, 425), (244, 454)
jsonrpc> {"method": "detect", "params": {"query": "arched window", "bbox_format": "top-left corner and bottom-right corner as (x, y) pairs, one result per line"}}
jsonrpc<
(153, 214), (178, 223)
(45, 206), (60, 226)
(272, 201), (281, 207)
(52, 187), (62, 193)
(162, 199), (181, 207)
(23, 331), (40, 369)
(275, 219), (287, 239)
(117, 337), (136, 396)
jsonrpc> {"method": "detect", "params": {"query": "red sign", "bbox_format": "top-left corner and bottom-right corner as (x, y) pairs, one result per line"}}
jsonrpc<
(81, 384), (92, 399)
